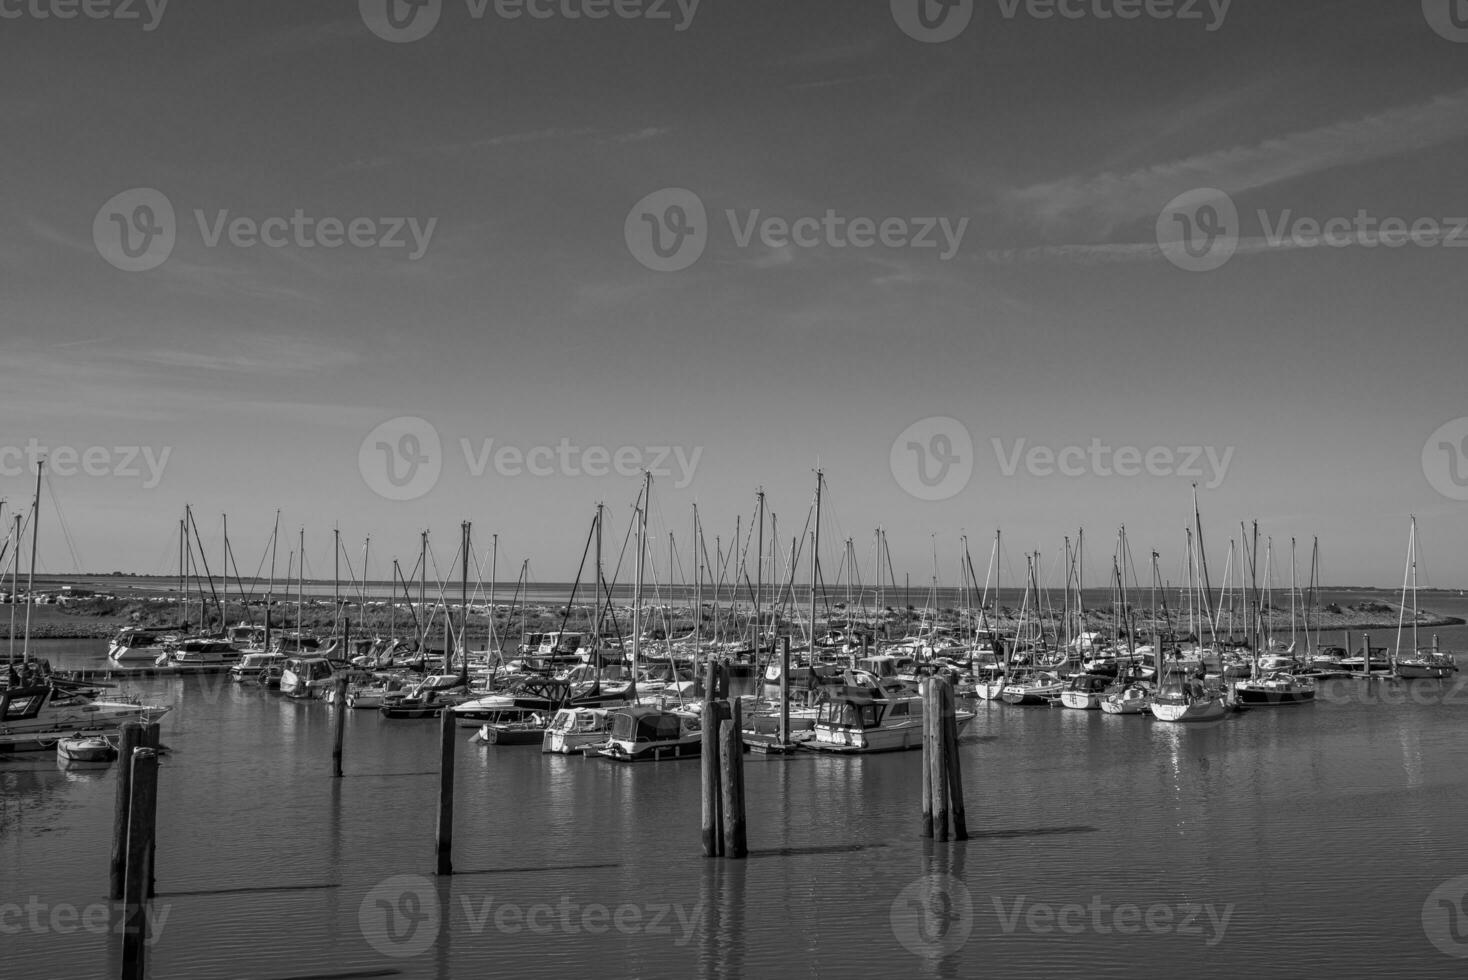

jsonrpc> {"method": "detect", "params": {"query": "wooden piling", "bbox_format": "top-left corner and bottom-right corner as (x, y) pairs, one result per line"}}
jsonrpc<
(920, 678), (934, 839)
(778, 637), (790, 746)
(929, 678), (951, 842)
(940, 679), (969, 841)
(435, 708), (455, 876)
(720, 699), (747, 859)
(142, 722), (160, 898)
(120, 747), (159, 980)
(332, 675), (349, 778)
(1362, 633), (1371, 676)
(110, 722), (143, 901)
(701, 691), (724, 858)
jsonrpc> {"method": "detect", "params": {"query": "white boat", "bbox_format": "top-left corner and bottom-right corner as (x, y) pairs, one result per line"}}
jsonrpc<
(1395, 654), (1458, 679)
(1099, 680), (1153, 715)
(1059, 673), (1110, 710)
(1392, 519), (1459, 680)
(57, 733), (118, 763)
(279, 656), (335, 700)
(1000, 670), (1063, 706)
(156, 636), (239, 667)
(344, 673), (410, 708)
(805, 679), (973, 754)
(542, 706), (613, 753)
(228, 651), (287, 682)
(596, 704), (703, 761)
(0, 683), (170, 753)
(1150, 676), (1228, 723)
(107, 627), (174, 665)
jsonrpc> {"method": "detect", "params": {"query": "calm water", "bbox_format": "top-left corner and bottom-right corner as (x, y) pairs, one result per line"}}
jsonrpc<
(5, 602), (1468, 979)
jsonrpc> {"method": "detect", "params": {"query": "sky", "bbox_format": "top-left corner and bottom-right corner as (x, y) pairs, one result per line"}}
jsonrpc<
(3, 0), (1468, 590)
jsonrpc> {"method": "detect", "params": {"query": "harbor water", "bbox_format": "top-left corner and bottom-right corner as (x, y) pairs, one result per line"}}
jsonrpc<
(4, 607), (1468, 979)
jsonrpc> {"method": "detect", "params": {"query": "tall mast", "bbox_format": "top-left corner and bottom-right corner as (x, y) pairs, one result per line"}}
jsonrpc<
(594, 503), (605, 640)
(489, 533), (498, 656)
(692, 504), (701, 655)
(334, 525), (341, 636)
(22, 460), (41, 661)
(9, 513), (21, 667)
(1192, 484), (1215, 627)
(755, 489), (764, 657)
(461, 520), (471, 680)
(810, 469), (823, 657)
(222, 513), (229, 629)
(297, 526), (305, 638)
(266, 511), (278, 649)
(632, 472), (650, 700)
(178, 516), (187, 630)
(1290, 537), (1298, 650)
(419, 529), (428, 654)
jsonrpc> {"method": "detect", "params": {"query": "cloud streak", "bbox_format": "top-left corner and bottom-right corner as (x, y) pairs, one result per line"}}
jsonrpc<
(1002, 87), (1468, 236)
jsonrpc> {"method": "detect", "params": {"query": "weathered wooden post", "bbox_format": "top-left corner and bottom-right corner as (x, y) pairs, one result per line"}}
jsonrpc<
(142, 722), (160, 898)
(941, 678), (969, 840)
(110, 722), (143, 901)
(920, 678), (934, 839)
(332, 674), (349, 777)
(435, 708), (455, 875)
(720, 698), (747, 859)
(929, 677), (951, 842)
(1362, 633), (1371, 677)
(701, 681), (725, 858)
(120, 747), (159, 980)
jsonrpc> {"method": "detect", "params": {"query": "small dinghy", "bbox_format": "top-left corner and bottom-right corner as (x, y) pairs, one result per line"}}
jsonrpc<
(57, 734), (118, 764)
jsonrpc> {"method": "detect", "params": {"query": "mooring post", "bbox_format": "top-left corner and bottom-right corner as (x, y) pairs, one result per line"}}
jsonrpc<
(701, 686), (724, 858)
(120, 747), (159, 980)
(920, 678), (934, 839)
(929, 678), (950, 842)
(110, 722), (143, 901)
(332, 675), (349, 778)
(779, 636), (790, 746)
(720, 698), (747, 859)
(1362, 633), (1371, 677)
(142, 722), (160, 898)
(435, 708), (455, 875)
(941, 678), (969, 840)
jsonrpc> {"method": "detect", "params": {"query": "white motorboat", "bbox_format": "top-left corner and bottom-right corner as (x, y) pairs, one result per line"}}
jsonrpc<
(542, 706), (613, 754)
(805, 677), (973, 754)
(0, 683), (170, 753)
(596, 704), (703, 761)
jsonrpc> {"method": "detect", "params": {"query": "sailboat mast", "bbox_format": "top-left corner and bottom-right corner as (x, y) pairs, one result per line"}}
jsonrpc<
(594, 503), (604, 640)
(222, 513), (229, 629)
(810, 469), (823, 659)
(334, 526), (341, 636)
(266, 511), (278, 649)
(489, 533), (498, 656)
(633, 472), (650, 698)
(755, 489), (764, 657)
(692, 504), (701, 655)
(297, 526), (305, 637)
(1290, 537), (1297, 650)
(419, 530), (428, 654)
(461, 521), (471, 678)
(21, 460), (42, 662)
(9, 514), (21, 667)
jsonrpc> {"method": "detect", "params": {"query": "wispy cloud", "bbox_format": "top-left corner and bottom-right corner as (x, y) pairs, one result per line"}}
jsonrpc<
(1002, 87), (1468, 236)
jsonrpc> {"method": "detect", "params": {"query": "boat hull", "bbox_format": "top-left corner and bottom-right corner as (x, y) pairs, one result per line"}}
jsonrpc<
(1150, 698), (1227, 723)
(596, 738), (702, 762)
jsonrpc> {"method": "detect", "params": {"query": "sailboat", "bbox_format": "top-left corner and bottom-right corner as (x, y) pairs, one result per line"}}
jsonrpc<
(1394, 517), (1458, 679)
(3, 460), (170, 751)
(599, 473), (704, 762)
(1232, 522), (1315, 706)
(1150, 546), (1228, 723)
